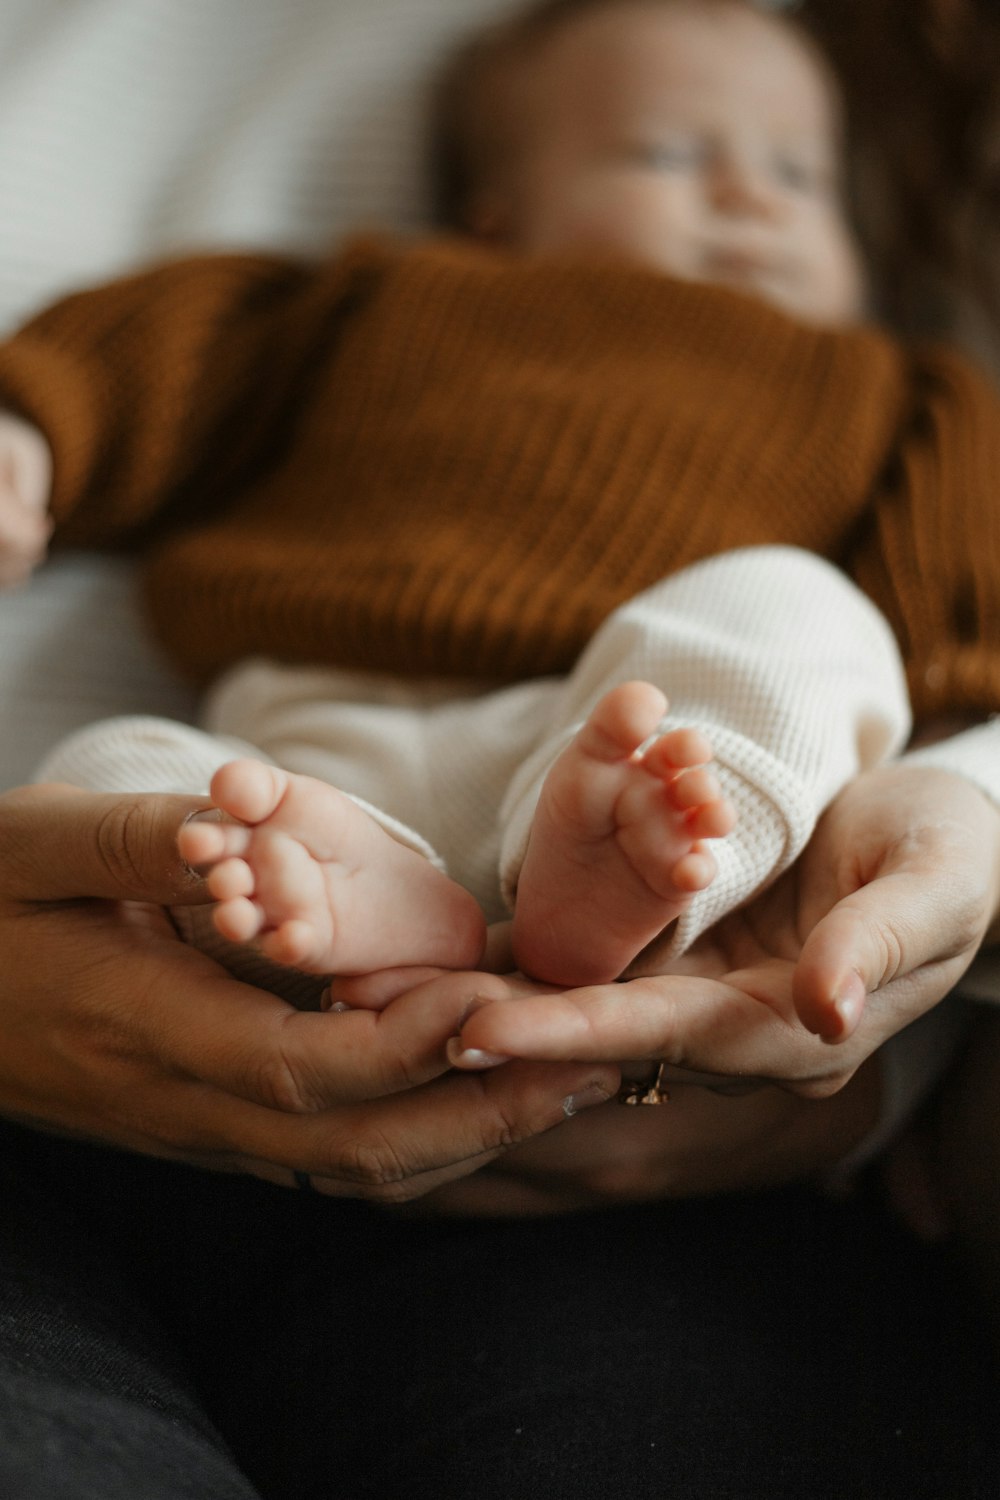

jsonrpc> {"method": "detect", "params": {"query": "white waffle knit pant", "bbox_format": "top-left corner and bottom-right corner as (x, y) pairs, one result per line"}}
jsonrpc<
(38, 546), (911, 980)
(36, 543), (971, 1170)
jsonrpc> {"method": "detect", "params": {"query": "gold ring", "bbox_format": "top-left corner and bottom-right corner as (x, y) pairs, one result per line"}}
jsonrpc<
(617, 1062), (670, 1106)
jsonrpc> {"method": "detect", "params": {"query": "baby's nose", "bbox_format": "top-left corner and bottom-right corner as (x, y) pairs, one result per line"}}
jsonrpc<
(709, 153), (780, 218)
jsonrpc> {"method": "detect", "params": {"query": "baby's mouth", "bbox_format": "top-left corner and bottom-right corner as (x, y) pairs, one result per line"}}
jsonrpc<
(702, 247), (779, 287)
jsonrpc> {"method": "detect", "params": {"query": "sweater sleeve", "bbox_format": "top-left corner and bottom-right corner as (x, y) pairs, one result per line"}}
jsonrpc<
(849, 345), (1000, 723)
(0, 244), (375, 548)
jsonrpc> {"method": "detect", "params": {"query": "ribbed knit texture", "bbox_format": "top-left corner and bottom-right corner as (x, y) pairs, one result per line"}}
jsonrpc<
(2, 235), (999, 721)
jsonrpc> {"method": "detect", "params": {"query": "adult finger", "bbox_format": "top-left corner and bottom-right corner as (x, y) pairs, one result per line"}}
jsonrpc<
(121, 1057), (615, 1205)
(454, 969), (869, 1097)
(0, 783), (215, 905)
(793, 868), (986, 1041)
(130, 956), (563, 1110)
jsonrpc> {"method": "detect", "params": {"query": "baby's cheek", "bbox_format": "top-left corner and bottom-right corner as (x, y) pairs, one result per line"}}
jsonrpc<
(809, 222), (867, 326)
(526, 177), (691, 277)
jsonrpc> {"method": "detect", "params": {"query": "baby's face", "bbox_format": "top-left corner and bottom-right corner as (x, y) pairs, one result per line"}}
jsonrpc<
(478, 1), (864, 326)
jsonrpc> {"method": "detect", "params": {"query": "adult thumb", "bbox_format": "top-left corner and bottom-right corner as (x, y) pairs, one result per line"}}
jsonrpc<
(792, 868), (971, 1043)
(0, 782), (214, 905)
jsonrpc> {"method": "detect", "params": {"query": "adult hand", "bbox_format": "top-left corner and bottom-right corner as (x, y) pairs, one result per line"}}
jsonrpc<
(0, 783), (615, 1202)
(450, 764), (1000, 1100)
(417, 1060), (883, 1216)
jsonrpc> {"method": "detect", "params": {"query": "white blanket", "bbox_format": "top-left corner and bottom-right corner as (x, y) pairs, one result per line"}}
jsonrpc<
(0, 0), (514, 787)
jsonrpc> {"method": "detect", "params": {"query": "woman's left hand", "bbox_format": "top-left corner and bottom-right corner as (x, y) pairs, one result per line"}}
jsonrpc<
(411, 764), (1000, 1211)
(451, 764), (1000, 1101)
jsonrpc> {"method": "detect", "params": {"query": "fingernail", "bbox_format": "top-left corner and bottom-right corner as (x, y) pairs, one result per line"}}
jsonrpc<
(830, 978), (864, 1036)
(320, 988), (352, 1014)
(562, 1082), (613, 1117)
(833, 998), (857, 1031)
(445, 1037), (509, 1069)
(178, 808), (221, 879)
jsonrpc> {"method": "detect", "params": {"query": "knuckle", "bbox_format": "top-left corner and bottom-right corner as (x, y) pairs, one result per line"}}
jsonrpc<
(333, 1132), (410, 1191)
(375, 1048), (424, 1096)
(251, 1049), (323, 1115)
(874, 923), (905, 987)
(94, 798), (157, 897)
(472, 1081), (521, 1151)
(491, 1100), (522, 1151)
(939, 897), (986, 961)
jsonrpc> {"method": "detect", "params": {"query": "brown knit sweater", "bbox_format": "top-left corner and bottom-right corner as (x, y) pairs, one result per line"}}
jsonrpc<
(1, 234), (999, 722)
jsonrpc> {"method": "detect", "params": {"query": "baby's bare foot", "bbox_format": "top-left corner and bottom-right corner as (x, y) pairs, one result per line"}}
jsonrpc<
(177, 759), (486, 974)
(511, 682), (735, 986)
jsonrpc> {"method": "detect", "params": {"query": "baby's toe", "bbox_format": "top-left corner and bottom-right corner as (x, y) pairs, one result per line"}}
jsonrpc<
(668, 766), (721, 810)
(687, 797), (737, 839)
(643, 726), (712, 776)
(206, 856), (256, 902)
(260, 918), (318, 967)
(581, 682), (669, 761)
(178, 818), (249, 867)
(210, 759), (288, 826)
(671, 846), (717, 893)
(214, 894), (266, 943)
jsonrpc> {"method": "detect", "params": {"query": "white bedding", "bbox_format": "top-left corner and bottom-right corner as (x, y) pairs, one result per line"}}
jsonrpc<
(0, 0), (514, 788)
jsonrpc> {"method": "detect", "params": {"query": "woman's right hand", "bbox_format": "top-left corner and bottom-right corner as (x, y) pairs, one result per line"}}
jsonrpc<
(0, 783), (615, 1201)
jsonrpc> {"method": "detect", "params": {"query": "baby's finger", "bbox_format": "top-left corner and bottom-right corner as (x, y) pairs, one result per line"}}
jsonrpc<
(0, 500), (52, 582)
(0, 415), (53, 511)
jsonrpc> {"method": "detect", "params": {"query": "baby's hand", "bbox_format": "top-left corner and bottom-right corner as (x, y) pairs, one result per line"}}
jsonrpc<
(0, 411), (53, 587)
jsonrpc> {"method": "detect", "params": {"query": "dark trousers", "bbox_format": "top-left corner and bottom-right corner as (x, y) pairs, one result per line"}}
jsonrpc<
(0, 1119), (995, 1500)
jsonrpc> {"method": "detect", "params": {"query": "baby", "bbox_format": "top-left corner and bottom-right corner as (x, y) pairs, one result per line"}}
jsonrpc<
(3, 0), (964, 1026)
